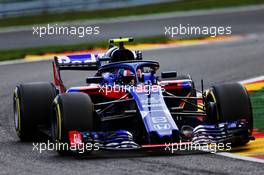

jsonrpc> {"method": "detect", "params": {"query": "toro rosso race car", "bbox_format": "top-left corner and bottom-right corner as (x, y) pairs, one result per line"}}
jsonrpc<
(13, 37), (254, 154)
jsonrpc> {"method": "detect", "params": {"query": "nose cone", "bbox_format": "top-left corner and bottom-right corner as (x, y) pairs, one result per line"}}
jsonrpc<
(149, 130), (180, 143)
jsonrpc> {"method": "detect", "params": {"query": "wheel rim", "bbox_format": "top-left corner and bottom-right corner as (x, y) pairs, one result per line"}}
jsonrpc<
(51, 108), (58, 141)
(53, 99), (62, 141)
(13, 89), (21, 135)
(206, 89), (220, 122)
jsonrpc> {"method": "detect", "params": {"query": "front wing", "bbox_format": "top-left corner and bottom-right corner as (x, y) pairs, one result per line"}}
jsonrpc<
(67, 120), (253, 153)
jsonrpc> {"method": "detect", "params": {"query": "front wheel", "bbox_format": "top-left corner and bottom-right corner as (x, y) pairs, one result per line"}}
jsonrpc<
(13, 82), (57, 141)
(51, 92), (95, 155)
(206, 83), (253, 146)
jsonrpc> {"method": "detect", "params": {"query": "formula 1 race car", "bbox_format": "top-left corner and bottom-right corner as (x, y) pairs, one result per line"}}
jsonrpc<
(13, 37), (254, 154)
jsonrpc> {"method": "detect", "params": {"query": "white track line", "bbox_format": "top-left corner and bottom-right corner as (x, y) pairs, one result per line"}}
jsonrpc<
(0, 58), (47, 66)
(239, 76), (264, 84)
(216, 152), (264, 164)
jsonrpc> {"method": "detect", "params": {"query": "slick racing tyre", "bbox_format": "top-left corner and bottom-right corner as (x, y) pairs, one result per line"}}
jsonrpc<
(13, 82), (57, 141)
(206, 83), (253, 145)
(51, 92), (95, 155)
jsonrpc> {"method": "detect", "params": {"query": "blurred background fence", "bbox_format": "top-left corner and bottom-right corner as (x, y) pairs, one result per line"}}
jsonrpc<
(0, 0), (176, 18)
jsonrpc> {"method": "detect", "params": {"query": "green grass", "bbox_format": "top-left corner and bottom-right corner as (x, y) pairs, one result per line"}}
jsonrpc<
(1, 0), (264, 28)
(250, 88), (264, 131)
(0, 35), (173, 61)
(0, 35), (212, 62)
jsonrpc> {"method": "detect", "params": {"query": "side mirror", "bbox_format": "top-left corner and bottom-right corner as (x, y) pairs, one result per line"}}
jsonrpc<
(86, 77), (103, 84)
(161, 71), (177, 79)
(135, 51), (142, 60)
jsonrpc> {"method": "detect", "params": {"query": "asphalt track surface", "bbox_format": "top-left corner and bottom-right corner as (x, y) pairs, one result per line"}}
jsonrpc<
(1, 35), (264, 174)
(1, 5), (264, 49)
(1, 7), (264, 175)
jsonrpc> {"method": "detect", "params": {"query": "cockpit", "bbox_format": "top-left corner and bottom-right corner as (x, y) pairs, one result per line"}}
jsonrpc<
(98, 61), (159, 86)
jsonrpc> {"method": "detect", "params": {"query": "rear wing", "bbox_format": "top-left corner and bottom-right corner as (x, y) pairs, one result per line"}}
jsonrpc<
(54, 53), (101, 70)
(52, 37), (140, 92)
(53, 53), (104, 92)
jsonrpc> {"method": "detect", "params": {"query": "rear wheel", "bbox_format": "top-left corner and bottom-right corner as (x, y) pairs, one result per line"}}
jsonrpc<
(13, 82), (57, 141)
(51, 92), (95, 155)
(206, 83), (253, 145)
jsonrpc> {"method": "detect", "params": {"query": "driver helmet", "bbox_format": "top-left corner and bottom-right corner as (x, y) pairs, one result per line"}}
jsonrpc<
(117, 69), (135, 84)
